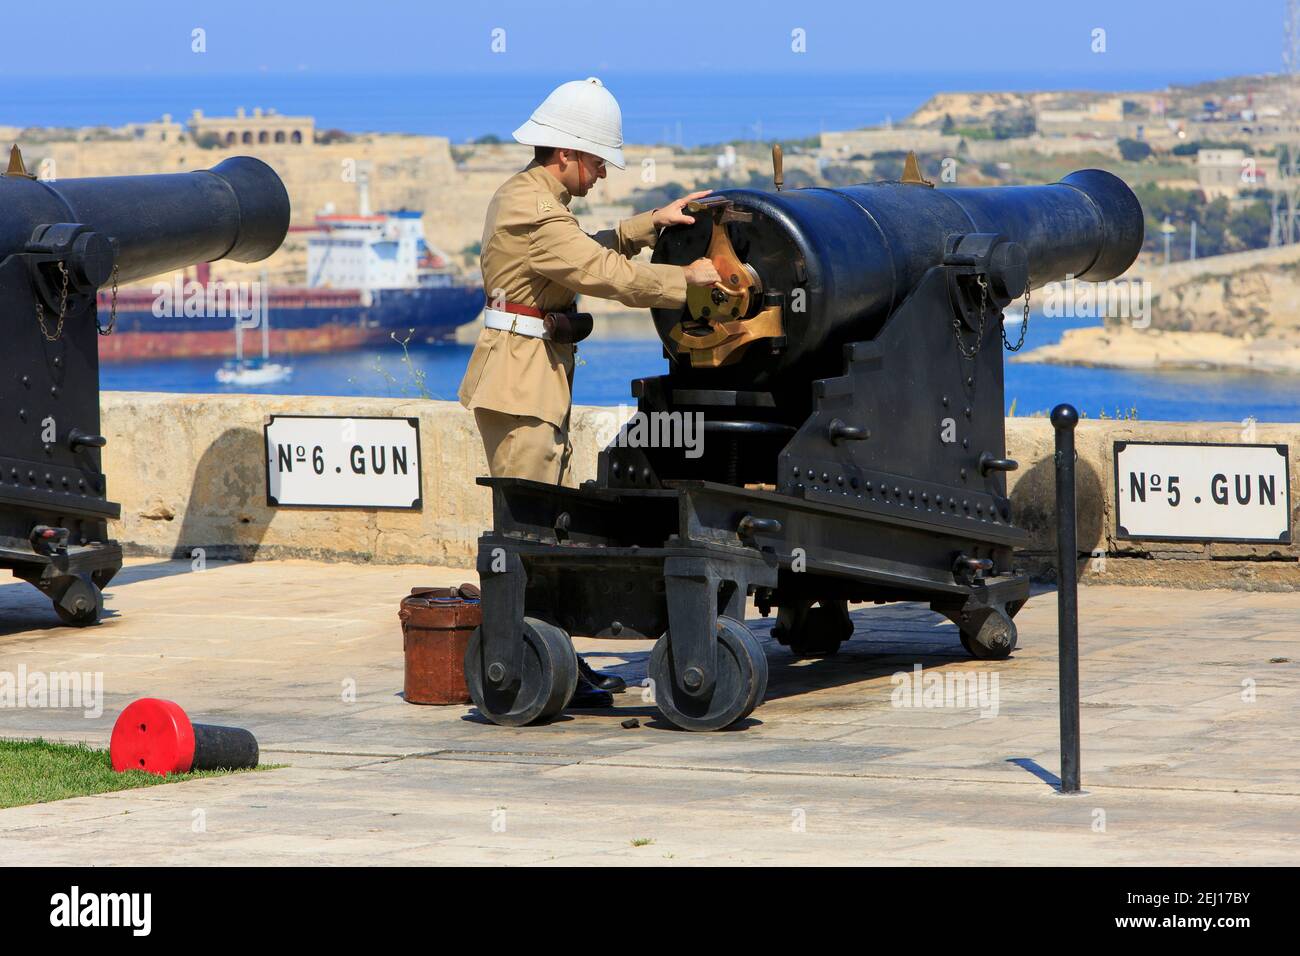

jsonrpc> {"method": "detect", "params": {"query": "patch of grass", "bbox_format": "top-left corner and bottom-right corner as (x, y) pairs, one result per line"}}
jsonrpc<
(630, 837), (655, 847)
(0, 738), (267, 809)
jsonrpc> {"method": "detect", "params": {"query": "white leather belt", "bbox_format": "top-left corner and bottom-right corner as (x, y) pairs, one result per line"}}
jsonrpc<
(484, 307), (549, 339)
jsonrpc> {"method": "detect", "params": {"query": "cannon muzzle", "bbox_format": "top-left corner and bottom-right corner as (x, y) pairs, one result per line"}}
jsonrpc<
(0, 155), (290, 285)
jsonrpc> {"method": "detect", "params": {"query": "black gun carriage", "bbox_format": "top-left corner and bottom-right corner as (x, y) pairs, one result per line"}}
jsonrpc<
(0, 149), (288, 624)
(468, 154), (1143, 731)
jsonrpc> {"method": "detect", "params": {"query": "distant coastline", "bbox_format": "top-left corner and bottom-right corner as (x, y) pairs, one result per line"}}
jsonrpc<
(1015, 326), (1300, 376)
(1016, 245), (1300, 377)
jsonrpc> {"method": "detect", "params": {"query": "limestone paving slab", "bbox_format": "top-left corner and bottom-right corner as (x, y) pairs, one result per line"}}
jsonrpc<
(1, 557), (1298, 864)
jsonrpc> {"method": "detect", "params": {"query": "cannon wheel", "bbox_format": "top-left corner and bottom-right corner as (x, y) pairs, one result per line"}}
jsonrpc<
(52, 574), (102, 627)
(54, 601), (99, 627)
(959, 606), (1018, 661)
(465, 617), (579, 727)
(773, 600), (854, 657)
(651, 616), (768, 732)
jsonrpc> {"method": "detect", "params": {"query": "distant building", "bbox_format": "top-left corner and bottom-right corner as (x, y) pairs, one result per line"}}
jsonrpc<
(120, 114), (185, 144)
(1197, 148), (1271, 199)
(188, 107), (314, 147)
(1035, 97), (1135, 137)
(1037, 97), (1127, 126)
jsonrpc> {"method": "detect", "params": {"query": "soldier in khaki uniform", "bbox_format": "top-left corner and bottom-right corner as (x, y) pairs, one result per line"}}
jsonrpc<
(458, 77), (720, 705)
(458, 76), (719, 488)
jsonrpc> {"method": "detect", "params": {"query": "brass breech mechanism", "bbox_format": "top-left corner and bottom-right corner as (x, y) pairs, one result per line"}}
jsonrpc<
(669, 195), (784, 368)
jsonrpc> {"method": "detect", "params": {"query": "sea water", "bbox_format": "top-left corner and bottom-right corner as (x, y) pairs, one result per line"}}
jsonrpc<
(101, 312), (1300, 424)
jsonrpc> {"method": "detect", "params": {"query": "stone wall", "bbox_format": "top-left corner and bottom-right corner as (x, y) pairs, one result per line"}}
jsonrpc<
(961, 136), (1120, 161)
(821, 129), (961, 157)
(99, 393), (1300, 590)
(1003, 418), (1298, 590)
(100, 393), (610, 568)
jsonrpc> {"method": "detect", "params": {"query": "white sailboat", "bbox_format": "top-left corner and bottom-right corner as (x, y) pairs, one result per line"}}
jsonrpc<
(216, 276), (293, 386)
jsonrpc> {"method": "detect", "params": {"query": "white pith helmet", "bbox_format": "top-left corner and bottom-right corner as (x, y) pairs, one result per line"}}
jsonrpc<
(513, 77), (626, 170)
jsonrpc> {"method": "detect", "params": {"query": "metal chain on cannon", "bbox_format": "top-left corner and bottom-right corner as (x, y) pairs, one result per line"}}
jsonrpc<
(34, 261), (71, 342)
(33, 261), (120, 339)
(1002, 285), (1030, 352)
(953, 276), (1032, 359)
(97, 264), (120, 336)
(951, 274), (990, 360)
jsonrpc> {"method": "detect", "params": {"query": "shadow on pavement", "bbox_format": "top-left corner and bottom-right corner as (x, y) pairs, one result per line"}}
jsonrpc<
(1008, 757), (1062, 790)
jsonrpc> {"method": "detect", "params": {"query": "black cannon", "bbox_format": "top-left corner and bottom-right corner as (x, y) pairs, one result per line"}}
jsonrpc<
(0, 149), (289, 624)
(468, 155), (1143, 731)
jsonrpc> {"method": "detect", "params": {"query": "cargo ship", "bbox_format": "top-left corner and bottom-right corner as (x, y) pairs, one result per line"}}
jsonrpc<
(96, 189), (485, 363)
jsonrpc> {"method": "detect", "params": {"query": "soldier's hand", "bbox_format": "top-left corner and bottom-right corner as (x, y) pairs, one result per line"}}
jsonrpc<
(653, 191), (713, 229)
(683, 257), (722, 287)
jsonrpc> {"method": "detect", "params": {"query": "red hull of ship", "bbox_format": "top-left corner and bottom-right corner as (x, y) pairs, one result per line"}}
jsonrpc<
(99, 326), (380, 362)
(93, 283), (479, 362)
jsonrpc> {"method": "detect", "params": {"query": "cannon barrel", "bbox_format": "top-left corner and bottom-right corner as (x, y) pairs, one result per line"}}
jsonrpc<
(652, 168), (1143, 384)
(0, 156), (290, 284)
(0, 154), (290, 626)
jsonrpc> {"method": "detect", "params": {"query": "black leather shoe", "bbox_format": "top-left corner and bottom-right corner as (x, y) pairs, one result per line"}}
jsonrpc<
(577, 655), (626, 693)
(569, 671), (614, 709)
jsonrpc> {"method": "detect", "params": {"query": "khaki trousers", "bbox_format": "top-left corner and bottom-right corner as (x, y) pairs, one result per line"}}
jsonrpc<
(473, 407), (575, 488)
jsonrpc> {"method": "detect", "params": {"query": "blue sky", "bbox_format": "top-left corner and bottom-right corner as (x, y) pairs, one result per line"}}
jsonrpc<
(0, 0), (1282, 78)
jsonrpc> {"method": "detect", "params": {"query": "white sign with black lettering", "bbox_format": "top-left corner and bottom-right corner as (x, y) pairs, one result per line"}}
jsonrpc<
(265, 415), (422, 509)
(1114, 441), (1290, 543)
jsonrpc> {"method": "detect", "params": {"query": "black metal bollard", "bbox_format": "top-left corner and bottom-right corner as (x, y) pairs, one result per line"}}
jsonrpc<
(1050, 404), (1082, 793)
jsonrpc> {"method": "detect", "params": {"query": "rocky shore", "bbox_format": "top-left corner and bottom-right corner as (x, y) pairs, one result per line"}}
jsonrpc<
(1017, 244), (1300, 375)
(1015, 325), (1300, 374)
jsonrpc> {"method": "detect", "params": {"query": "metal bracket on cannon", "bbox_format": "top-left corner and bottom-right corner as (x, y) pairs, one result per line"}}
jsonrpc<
(668, 197), (785, 368)
(22, 223), (118, 317)
(942, 232), (1028, 330)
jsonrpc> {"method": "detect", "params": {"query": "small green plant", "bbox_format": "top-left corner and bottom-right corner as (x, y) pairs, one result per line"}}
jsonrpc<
(630, 837), (655, 847)
(1098, 406), (1141, 421)
(359, 329), (438, 400)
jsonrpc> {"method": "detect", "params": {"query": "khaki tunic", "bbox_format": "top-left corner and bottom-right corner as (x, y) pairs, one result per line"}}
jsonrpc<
(457, 161), (688, 430)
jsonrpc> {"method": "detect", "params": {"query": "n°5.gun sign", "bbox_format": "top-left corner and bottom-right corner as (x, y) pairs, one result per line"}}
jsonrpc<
(1114, 441), (1290, 543)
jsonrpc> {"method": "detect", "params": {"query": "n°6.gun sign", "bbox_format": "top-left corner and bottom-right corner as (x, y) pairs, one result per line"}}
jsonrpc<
(265, 415), (423, 509)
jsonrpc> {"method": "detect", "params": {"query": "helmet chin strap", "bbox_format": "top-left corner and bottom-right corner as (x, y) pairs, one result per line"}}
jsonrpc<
(574, 151), (586, 194)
